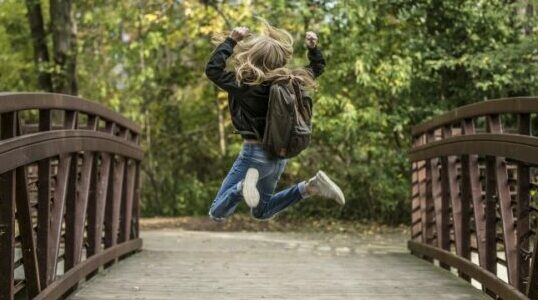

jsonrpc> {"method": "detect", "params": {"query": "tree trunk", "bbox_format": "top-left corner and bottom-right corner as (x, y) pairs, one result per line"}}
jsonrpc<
(50, 0), (78, 95)
(215, 86), (227, 156)
(25, 0), (53, 92)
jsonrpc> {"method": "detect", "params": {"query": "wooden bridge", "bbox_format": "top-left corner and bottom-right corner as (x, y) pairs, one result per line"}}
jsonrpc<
(0, 93), (537, 299)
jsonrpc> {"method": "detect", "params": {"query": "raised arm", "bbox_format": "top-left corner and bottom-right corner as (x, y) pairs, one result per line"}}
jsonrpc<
(305, 31), (325, 78)
(205, 27), (250, 92)
(204, 37), (238, 92)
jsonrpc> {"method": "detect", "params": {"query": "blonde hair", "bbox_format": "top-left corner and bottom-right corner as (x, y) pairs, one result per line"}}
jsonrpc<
(217, 20), (316, 89)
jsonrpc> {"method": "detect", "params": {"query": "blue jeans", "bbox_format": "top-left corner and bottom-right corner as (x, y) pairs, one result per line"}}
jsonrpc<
(209, 143), (307, 221)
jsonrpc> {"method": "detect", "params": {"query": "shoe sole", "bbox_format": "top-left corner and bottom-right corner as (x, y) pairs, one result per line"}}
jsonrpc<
(317, 171), (345, 206)
(243, 168), (260, 208)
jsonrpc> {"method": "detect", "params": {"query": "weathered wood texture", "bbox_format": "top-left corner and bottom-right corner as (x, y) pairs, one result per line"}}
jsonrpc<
(0, 93), (143, 300)
(71, 230), (488, 300)
(409, 97), (538, 299)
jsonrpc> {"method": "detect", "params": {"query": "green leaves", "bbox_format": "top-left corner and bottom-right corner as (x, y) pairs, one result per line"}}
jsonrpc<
(2, 0), (537, 223)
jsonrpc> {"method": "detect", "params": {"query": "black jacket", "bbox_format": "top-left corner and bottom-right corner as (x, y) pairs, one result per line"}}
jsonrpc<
(205, 37), (325, 140)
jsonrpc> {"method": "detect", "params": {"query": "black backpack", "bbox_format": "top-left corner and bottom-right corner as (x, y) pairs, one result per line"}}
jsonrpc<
(261, 81), (313, 158)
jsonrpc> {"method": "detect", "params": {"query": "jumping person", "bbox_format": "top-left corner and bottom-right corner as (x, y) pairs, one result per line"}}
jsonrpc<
(205, 20), (345, 222)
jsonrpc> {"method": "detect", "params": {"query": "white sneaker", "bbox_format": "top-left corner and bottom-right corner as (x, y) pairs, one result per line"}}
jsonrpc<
(243, 168), (260, 208)
(309, 171), (345, 206)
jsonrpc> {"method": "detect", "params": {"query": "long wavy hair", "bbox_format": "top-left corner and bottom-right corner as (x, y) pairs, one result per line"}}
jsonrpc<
(216, 20), (316, 89)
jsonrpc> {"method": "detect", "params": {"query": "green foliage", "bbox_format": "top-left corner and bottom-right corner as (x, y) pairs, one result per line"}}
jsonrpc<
(1, 0), (537, 224)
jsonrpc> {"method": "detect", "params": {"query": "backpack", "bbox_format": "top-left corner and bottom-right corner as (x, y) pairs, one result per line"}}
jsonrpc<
(262, 81), (313, 158)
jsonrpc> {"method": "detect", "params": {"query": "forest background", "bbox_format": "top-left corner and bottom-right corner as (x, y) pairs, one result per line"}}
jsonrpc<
(1, 0), (537, 224)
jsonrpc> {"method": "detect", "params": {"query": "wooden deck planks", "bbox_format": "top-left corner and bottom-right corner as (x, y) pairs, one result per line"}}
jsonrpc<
(70, 230), (488, 300)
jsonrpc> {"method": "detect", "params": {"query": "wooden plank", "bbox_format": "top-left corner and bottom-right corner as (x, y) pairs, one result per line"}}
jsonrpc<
(15, 164), (41, 297)
(460, 119), (487, 270)
(119, 160), (136, 243)
(37, 109), (52, 287)
(441, 126), (471, 281)
(73, 232), (486, 300)
(487, 114), (518, 286)
(427, 131), (450, 270)
(0, 112), (17, 300)
(517, 113), (531, 293)
(47, 111), (78, 282)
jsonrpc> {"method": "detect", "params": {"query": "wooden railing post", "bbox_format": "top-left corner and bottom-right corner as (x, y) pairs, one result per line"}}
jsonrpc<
(37, 109), (52, 288)
(517, 113), (531, 293)
(427, 130), (450, 269)
(104, 127), (128, 267)
(487, 114), (518, 287)
(0, 112), (17, 300)
(441, 125), (471, 281)
(131, 161), (141, 239)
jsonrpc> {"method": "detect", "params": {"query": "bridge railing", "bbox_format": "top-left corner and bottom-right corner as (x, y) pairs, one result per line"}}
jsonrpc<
(0, 93), (144, 300)
(409, 97), (538, 300)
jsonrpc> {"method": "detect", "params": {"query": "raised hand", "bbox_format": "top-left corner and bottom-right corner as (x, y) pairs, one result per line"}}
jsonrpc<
(230, 26), (250, 42)
(306, 31), (318, 49)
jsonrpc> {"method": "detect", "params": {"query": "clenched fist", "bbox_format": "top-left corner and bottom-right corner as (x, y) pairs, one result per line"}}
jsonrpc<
(306, 31), (318, 49)
(230, 27), (250, 42)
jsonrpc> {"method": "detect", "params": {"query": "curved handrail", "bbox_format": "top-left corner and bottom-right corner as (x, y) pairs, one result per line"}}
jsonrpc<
(408, 133), (538, 164)
(0, 93), (141, 134)
(408, 97), (538, 300)
(0, 93), (144, 300)
(0, 130), (143, 174)
(408, 241), (528, 300)
(411, 97), (538, 136)
(33, 239), (142, 300)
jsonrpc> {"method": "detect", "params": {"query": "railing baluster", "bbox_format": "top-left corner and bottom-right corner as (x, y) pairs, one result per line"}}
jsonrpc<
(0, 112), (17, 300)
(13, 115), (42, 297)
(48, 110), (78, 282)
(131, 162), (141, 239)
(484, 116), (499, 280)
(441, 125), (471, 281)
(460, 119), (488, 271)
(528, 233), (538, 299)
(87, 122), (115, 278)
(517, 113), (531, 293)
(104, 128), (128, 267)
(417, 134), (429, 245)
(487, 114), (518, 286)
(64, 115), (98, 292)
(119, 159), (136, 243)
(427, 130), (450, 269)
(411, 137), (422, 242)
(37, 109), (52, 288)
